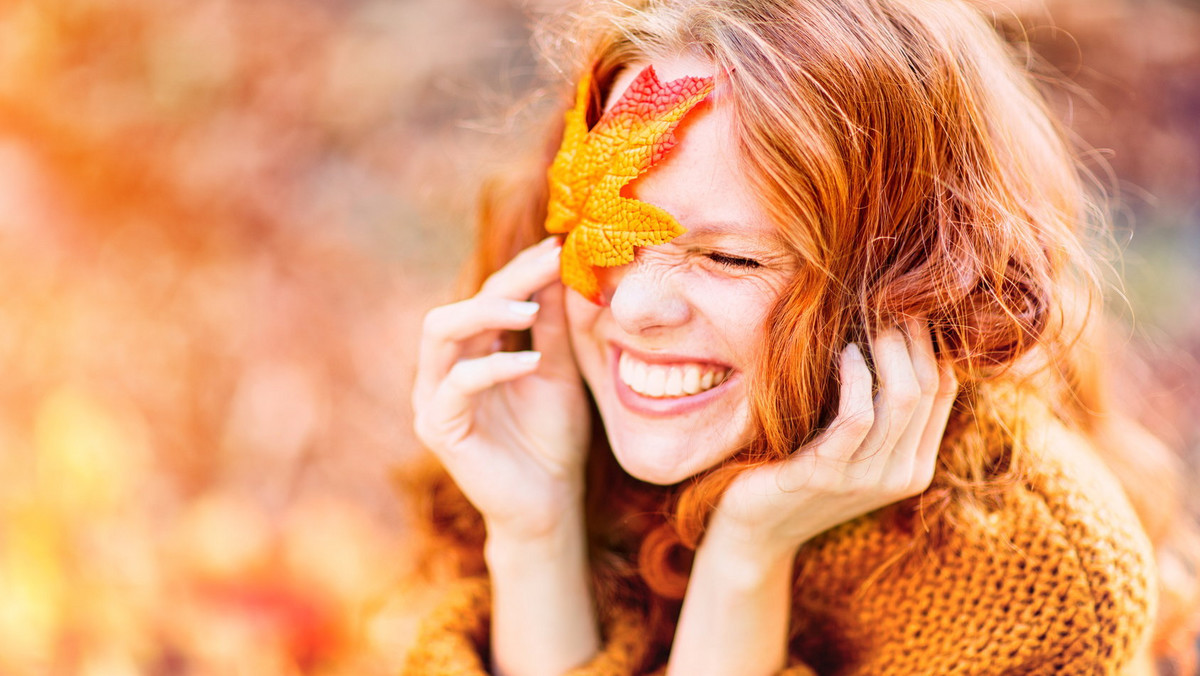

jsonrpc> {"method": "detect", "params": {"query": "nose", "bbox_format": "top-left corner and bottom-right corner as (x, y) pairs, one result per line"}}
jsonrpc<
(604, 253), (692, 335)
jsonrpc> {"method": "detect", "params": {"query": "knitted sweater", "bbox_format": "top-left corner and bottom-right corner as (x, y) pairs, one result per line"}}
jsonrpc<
(403, 424), (1157, 675)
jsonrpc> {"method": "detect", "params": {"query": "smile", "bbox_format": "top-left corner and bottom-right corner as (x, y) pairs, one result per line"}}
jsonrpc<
(618, 350), (731, 398)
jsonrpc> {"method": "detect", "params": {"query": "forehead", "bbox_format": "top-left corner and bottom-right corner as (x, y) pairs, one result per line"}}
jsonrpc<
(605, 57), (777, 245)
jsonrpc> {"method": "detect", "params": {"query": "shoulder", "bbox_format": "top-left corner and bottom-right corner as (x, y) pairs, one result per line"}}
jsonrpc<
(1014, 420), (1159, 663)
(790, 419), (1157, 674)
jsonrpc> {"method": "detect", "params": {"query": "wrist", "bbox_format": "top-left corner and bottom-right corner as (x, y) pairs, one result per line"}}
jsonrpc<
(485, 500), (588, 568)
(700, 515), (801, 588)
(486, 499), (599, 676)
(483, 478), (586, 545)
(669, 518), (796, 676)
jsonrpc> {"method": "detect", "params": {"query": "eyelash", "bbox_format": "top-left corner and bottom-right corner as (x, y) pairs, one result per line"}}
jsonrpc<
(706, 252), (762, 269)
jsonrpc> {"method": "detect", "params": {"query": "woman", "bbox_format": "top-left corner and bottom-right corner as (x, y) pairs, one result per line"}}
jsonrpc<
(405, 0), (1195, 673)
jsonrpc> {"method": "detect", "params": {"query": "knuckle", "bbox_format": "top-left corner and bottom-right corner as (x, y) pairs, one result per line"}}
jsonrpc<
(913, 463), (936, 491)
(844, 407), (875, 435)
(843, 459), (874, 484)
(421, 305), (451, 337)
(480, 262), (519, 291)
(938, 365), (960, 396)
(893, 385), (921, 411)
(445, 359), (472, 386)
(914, 365), (939, 395)
(882, 472), (913, 497)
(413, 413), (437, 447)
(481, 259), (527, 293)
(479, 275), (503, 294)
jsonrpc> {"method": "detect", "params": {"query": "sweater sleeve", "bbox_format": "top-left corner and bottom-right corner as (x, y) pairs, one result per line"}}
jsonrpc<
(785, 428), (1157, 675)
(401, 577), (491, 675)
(401, 576), (651, 676)
(403, 431), (1156, 675)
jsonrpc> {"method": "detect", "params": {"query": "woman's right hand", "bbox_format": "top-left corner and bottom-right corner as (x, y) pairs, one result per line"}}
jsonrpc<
(412, 237), (591, 541)
(416, 237), (601, 675)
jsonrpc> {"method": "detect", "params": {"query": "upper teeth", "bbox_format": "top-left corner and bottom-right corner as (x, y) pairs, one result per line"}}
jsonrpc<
(618, 351), (730, 398)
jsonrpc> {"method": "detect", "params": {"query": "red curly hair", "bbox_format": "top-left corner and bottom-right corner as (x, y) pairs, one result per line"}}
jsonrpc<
(410, 0), (1198, 669)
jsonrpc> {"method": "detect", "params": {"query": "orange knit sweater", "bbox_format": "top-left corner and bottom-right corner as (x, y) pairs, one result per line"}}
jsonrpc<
(403, 424), (1157, 675)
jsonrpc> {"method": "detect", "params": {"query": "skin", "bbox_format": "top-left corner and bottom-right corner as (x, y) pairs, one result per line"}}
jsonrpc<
(412, 238), (599, 676)
(566, 57), (797, 486)
(412, 55), (959, 676)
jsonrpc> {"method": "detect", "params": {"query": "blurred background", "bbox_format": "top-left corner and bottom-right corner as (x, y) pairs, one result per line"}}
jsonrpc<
(0, 0), (1196, 674)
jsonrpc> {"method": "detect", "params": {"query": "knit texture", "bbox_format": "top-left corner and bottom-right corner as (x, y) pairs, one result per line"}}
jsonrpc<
(403, 426), (1156, 675)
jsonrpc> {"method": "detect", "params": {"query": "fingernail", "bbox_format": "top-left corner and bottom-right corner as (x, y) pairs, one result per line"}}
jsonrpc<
(514, 351), (542, 364)
(508, 301), (540, 316)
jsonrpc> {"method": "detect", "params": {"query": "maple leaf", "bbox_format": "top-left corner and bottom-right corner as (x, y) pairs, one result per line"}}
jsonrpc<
(545, 65), (715, 303)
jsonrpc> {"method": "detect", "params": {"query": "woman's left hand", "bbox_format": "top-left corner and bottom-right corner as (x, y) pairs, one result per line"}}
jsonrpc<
(666, 320), (959, 676)
(707, 318), (959, 562)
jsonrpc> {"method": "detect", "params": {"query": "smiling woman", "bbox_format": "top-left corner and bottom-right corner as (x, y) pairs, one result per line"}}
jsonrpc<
(404, 0), (1195, 674)
(568, 57), (796, 485)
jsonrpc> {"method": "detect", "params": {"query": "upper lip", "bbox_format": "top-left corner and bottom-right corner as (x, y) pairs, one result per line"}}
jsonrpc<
(611, 341), (733, 369)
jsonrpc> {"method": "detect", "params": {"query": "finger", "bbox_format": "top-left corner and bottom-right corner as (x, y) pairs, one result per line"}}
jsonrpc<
(530, 280), (577, 380)
(446, 350), (543, 396)
(772, 441), (858, 494)
(418, 351), (542, 445)
(913, 358), (959, 475)
(421, 237), (559, 386)
(414, 298), (541, 403)
(851, 326), (920, 463)
(904, 317), (940, 399)
(878, 319), (941, 484)
(477, 238), (563, 301)
(802, 344), (874, 460)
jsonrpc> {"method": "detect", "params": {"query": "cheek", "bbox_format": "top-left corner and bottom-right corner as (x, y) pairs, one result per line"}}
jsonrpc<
(692, 276), (780, 363)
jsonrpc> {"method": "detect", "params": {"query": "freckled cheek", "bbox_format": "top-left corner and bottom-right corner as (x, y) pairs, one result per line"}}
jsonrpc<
(690, 279), (779, 367)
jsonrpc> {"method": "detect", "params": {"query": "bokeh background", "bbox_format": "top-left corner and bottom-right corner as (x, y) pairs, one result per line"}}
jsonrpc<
(0, 0), (1196, 674)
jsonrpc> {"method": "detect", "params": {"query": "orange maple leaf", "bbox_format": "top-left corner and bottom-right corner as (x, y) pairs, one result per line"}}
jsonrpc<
(545, 66), (714, 303)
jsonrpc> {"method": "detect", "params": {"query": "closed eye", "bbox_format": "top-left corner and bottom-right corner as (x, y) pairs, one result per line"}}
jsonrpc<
(706, 252), (762, 269)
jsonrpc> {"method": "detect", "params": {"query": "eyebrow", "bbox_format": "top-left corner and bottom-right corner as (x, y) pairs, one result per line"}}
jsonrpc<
(675, 219), (783, 245)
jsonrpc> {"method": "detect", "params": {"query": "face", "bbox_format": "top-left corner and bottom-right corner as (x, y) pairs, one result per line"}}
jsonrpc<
(565, 56), (796, 485)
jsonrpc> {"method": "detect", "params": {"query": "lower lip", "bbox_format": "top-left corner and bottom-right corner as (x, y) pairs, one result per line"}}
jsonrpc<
(610, 347), (737, 418)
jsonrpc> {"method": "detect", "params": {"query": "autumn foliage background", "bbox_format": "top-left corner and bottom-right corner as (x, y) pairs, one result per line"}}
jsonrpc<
(0, 0), (1197, 674)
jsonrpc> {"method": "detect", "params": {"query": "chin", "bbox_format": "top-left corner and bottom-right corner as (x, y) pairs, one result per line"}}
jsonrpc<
(612, 449), (693, 486)
(605, 427), (741, 486)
